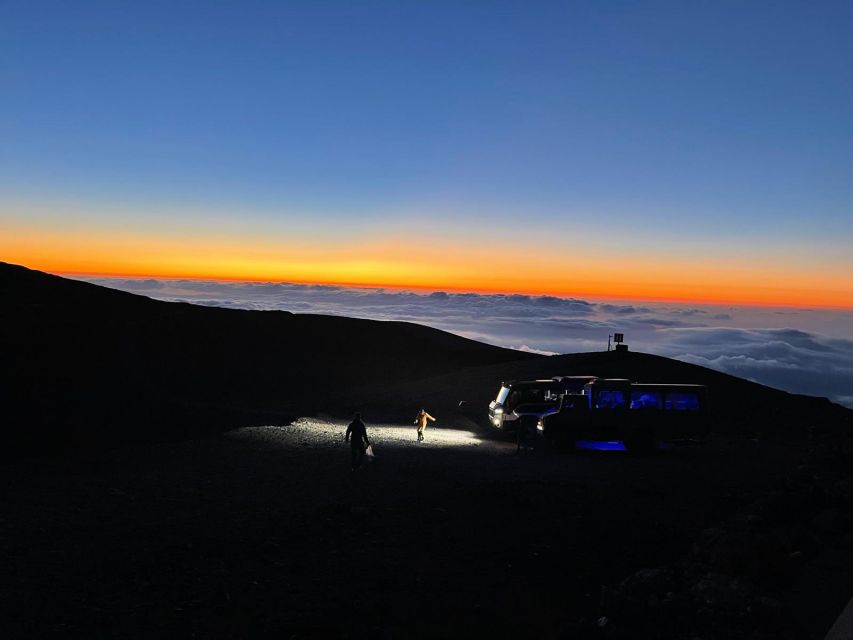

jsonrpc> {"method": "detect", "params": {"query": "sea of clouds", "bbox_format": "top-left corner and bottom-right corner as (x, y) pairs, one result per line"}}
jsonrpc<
(83, 277), (853, 408)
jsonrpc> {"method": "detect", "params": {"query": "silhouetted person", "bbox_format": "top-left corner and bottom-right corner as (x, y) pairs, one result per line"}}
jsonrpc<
(415, 409), (435, 442)
(345, 413), (370, 470)
(516, 416), (535, 454)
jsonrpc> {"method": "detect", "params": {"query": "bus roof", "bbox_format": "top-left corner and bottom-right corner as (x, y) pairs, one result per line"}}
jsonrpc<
(630, 383), (707, 390)
(504, 379), (559, 387)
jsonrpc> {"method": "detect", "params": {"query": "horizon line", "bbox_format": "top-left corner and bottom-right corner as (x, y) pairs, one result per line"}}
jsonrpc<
(51, 266), (853, 312)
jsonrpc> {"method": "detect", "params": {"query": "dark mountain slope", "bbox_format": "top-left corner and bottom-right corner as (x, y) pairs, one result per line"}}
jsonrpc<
(0, 262), (537, 452)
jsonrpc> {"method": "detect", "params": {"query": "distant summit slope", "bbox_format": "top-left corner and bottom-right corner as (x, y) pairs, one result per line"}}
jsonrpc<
(0, 262), (537, 452)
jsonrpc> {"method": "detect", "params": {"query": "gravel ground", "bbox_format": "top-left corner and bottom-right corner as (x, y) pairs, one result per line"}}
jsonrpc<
(0, 418), (824, 639)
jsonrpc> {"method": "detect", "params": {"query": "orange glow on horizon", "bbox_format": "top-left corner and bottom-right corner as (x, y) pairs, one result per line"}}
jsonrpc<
(41, 262), (853, 310)
(3, 220), (851, 310)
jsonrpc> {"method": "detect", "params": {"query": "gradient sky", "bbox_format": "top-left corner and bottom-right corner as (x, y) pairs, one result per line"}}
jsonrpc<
(2, 1), (852, 307)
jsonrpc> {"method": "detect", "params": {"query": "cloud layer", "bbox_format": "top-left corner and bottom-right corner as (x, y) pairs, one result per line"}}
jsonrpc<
(84, 277), (853, 407)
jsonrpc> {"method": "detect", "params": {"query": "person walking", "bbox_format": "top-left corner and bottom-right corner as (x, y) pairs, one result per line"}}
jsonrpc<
(345, 412), (371, 470)
(415, 409), (436, 442)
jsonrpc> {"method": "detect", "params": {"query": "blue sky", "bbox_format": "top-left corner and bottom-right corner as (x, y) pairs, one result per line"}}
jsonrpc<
(3, 2), (851, 218)
(1, 1), (852, 306)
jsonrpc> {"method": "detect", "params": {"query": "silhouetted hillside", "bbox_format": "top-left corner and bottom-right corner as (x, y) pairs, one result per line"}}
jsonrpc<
(1, 262), (849, 454)
(0, 262), (537, 452)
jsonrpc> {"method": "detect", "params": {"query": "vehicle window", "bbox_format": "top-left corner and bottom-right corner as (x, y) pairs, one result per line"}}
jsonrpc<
(564, 381), (587, 394)
(543, 387), (561, 401)
(664, 392), (700, 411)
(496, 386), (510, 405)
(521, 388), (544, 404)
(595, 389), (626, 409)
(560, 395), (588, 411)
(631, 391), (662, 409)
(507, 387), (550, 409)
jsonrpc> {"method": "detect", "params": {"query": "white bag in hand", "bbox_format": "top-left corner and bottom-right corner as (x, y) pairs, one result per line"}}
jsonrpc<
(364, 445), (375, 461)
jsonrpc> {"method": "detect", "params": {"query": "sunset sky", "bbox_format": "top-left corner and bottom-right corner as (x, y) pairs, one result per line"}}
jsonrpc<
(2, 1), (852, 308)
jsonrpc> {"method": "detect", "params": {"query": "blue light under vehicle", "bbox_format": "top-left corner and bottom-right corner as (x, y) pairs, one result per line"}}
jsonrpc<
(575, 440), (626, 451)
(574, 440), (675, 451)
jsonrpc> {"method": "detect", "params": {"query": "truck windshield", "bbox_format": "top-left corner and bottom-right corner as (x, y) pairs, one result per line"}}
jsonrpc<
(507, 386), (557, 409)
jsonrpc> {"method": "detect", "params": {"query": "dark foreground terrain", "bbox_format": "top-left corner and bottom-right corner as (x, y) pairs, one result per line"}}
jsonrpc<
(3, 419), (853, 639)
